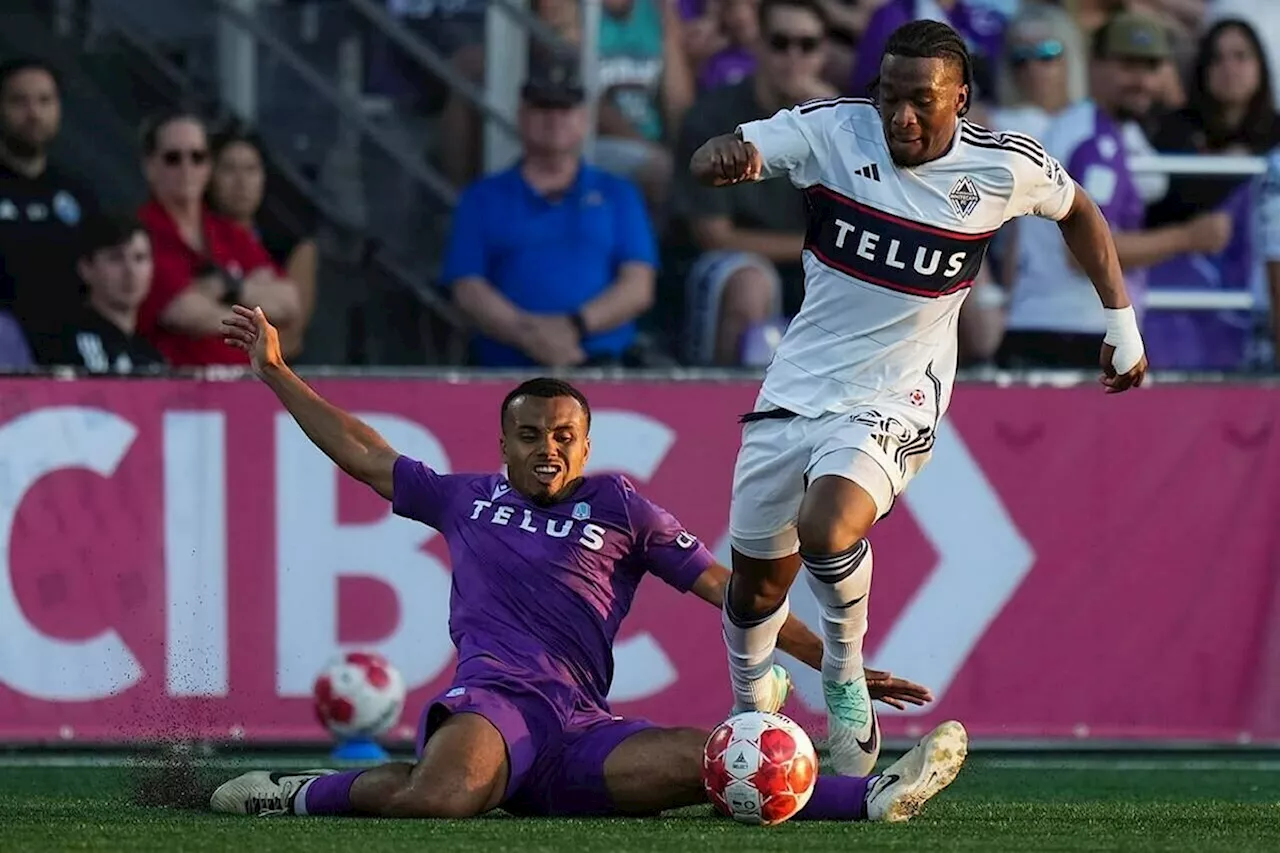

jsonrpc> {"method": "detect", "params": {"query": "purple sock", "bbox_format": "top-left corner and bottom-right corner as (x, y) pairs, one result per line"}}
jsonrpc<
(296, 770), (365, 816)
(793, 774), (872, 821)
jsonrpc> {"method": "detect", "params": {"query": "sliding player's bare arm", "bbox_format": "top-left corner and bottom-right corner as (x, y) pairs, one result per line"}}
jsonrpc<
(221, 305), (399, 499)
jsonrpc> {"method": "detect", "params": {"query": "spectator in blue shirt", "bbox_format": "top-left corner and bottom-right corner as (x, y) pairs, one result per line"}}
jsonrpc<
(442, 58), (658, 368)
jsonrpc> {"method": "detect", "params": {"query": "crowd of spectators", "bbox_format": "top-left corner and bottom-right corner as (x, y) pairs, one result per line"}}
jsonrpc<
(0, 57), (317, 373)
(1, 0), (1278, 373)
(422, 0), (1280, 372)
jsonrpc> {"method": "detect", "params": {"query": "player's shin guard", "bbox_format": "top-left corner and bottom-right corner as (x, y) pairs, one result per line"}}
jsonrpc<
(295, 770), (365, 816)
(721, 581), (790, 713)
(802, 540), (878, 775)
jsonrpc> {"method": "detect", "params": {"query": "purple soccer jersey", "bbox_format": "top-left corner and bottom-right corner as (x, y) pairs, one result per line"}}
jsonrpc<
(391, 456), (715, 712)
(1059, 103), (1148, 303)
(1062, 107), (1144, 232)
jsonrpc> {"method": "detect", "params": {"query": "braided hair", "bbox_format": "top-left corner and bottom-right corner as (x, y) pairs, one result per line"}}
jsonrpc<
(871, 19), (973, 116)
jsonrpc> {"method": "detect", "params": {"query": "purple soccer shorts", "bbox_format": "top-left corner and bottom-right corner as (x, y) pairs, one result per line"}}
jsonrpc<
(417, 680), (656, 816)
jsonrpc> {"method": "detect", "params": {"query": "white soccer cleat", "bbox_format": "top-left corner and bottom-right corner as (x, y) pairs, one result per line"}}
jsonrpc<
(210, 769), (336, 816)
(865, 720), (968, 823)
(823, 676), (880, 777)
(731, 664), (793, 715)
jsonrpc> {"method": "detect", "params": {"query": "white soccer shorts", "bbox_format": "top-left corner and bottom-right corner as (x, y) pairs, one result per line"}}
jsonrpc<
(728, 400), (935, 560)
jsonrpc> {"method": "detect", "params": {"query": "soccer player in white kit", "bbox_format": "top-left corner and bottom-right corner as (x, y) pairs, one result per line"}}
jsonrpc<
(690, 19), (1149, 777)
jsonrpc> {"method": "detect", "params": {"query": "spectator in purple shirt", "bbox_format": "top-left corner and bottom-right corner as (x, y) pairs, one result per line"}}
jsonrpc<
(850, 0), (1007, 99)
(697, 0), (762, 90)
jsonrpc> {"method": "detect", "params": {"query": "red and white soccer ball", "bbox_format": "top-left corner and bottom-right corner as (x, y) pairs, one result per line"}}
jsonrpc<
(312, 651), (406, 741)
(702, 711), (818, 826)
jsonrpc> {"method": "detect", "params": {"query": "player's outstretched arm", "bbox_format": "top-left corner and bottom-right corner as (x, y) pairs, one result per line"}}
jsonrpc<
(1056, 183), (1148, 394)
(222, 305), (398, 499)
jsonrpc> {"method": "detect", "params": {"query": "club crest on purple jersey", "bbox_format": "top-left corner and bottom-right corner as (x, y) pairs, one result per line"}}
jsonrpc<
(572, 502), (592, 520)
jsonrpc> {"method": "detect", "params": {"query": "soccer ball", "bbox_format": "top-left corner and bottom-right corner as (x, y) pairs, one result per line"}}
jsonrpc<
(312, 651), (406, 741)
(702, 711), (818, 826)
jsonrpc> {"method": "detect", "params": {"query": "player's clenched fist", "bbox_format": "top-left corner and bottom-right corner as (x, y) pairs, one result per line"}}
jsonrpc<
(690, 133), (763, 186)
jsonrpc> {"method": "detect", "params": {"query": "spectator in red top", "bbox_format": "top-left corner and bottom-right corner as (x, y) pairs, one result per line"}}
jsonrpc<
(136, 111), (300, 366)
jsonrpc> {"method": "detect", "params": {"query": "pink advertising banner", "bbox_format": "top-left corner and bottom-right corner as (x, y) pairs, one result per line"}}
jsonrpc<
(0, 377), (1278, 744)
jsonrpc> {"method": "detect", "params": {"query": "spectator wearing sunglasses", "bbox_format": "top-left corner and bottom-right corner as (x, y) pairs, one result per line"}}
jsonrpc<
(0, 57), (101, 359)
(962, 2), (1089, 363)
(992, 2), (1086, 140)
(999, 12), (1232, 369)
(672, 0), (835, 365)
(136, 111), (301, 367)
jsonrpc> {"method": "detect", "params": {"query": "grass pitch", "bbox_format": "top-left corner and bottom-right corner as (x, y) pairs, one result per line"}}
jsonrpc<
(2, 750), (1278, 852)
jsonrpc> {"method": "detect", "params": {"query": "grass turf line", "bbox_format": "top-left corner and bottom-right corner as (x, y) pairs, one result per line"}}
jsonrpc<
(2, 755), (1279, 852)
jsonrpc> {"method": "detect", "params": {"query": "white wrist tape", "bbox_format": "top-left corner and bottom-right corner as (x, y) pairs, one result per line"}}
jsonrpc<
(1103, 306), (1145, 374)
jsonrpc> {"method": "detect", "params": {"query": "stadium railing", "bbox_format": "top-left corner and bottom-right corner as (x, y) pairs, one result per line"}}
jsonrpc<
(1130, 153), (1267, 313)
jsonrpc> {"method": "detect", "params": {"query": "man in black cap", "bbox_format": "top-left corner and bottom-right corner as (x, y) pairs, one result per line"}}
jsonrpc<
(440, 58), (658, 368)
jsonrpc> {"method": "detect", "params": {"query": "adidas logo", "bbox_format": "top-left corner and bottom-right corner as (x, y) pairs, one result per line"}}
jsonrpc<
(854, 163), (881, 181)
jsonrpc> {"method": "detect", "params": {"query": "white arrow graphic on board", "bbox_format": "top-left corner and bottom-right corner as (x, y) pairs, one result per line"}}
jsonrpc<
(588, 411), (682, 703)
(715, 420), (1035, 714)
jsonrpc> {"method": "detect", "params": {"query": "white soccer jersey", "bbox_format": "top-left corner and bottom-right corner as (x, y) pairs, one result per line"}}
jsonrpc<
(736, 98), (1076, 419)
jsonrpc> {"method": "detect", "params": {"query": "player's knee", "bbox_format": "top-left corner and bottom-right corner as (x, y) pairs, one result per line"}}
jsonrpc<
(666, 728), (713, 794)
(796, 481), (874, 555)
(720, 267), (776, 323)
(384, 784), (488, 819)
(796, 513), (864, 556)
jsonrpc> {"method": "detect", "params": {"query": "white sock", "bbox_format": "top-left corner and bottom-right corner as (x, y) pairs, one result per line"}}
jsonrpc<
(293, 778), (316, 815)
(804, 540), (875, 765)
(722, 590), (790, 712)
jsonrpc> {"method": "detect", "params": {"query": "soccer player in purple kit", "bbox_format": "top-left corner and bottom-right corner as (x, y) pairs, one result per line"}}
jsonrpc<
(209, 304), (967, 823)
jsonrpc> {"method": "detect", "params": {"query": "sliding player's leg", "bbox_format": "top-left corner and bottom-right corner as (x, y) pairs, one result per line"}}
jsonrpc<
(796, 408), (931, 777)
(546, 718), (968, 821)
(723, 414), (808, 713)
(211, 687), (535, 818)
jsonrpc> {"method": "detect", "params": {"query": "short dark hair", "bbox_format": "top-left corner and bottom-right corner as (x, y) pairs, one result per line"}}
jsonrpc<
(875, 19), (973, 113)
(210, 120), (265, 161)
(757, 0), (828, 34)
(0, 57), (60, 96)
(139, 109), (208, 156)
(78, 212), (146, 261)
(500, 378), (592, 429)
